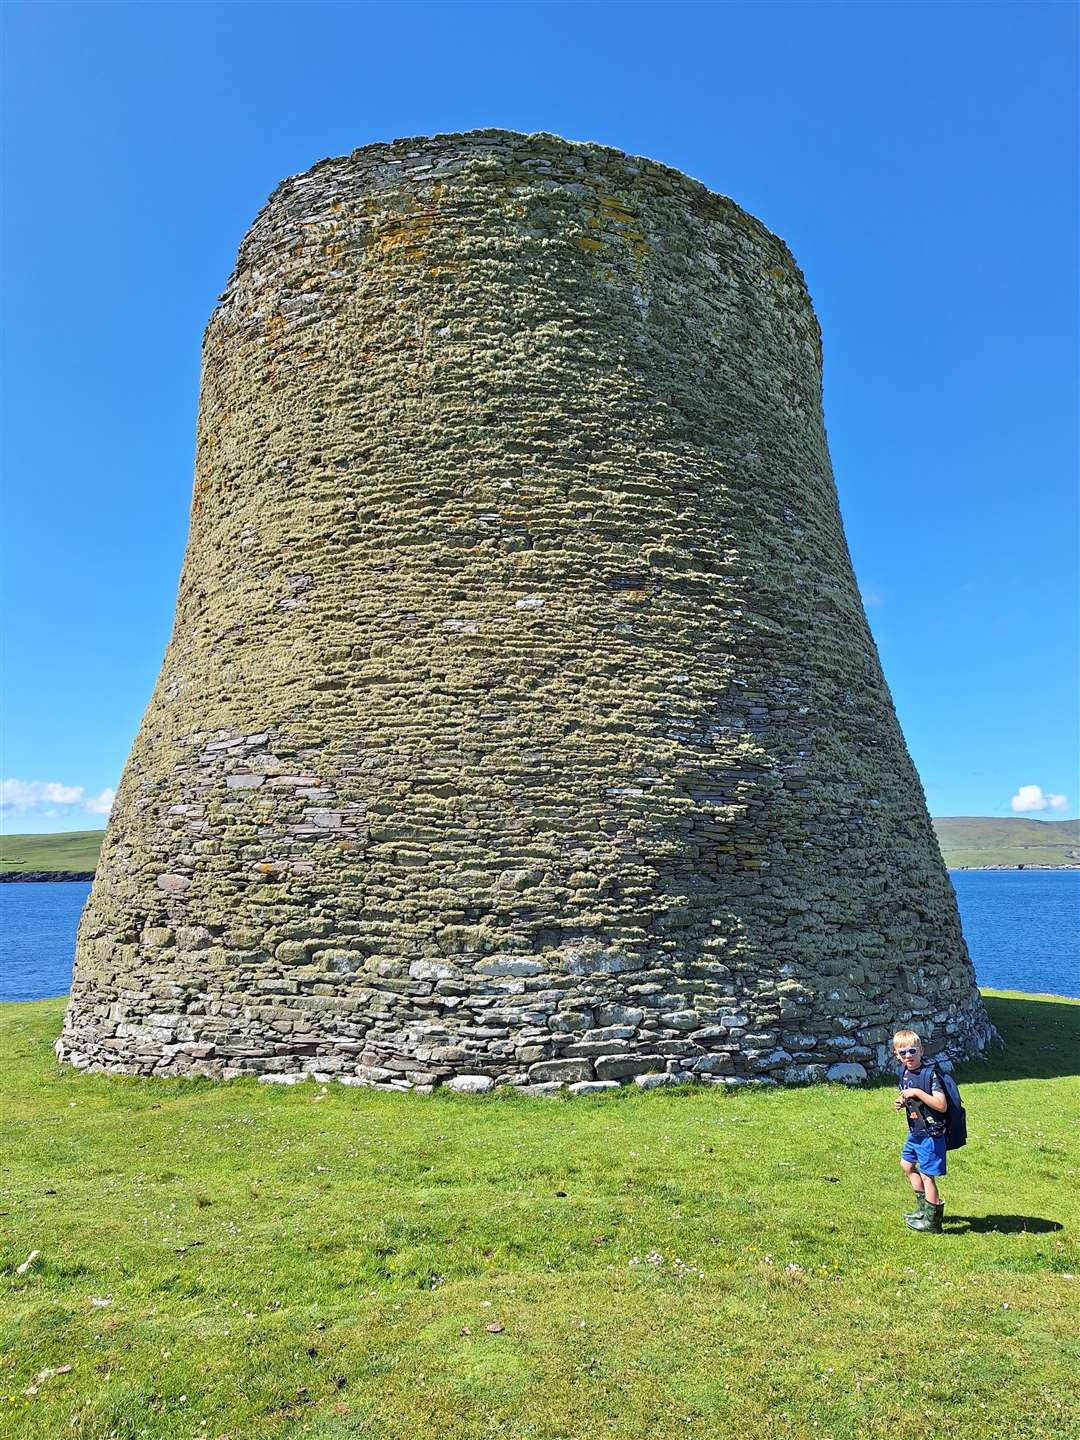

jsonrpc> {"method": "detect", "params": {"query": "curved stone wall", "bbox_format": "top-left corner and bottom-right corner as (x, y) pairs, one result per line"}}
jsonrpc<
(59, 130), (993, 1090)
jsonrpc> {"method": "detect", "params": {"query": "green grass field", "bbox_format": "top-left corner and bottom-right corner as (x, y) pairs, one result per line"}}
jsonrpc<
(1, 991), (1077, 1440)
(941, 847), (1079, 870)
(0, 831), (102, 873)
(932, 818), (1080, 869)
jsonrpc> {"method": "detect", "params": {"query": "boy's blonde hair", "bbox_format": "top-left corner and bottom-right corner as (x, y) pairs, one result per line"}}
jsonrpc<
(892, 1028), (923, 1051)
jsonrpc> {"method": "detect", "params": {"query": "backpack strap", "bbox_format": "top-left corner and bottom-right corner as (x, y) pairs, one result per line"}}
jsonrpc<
(926, 1063), (951, 1134)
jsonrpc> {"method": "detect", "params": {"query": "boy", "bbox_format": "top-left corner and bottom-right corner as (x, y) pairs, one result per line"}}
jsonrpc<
(892, 1028), (948, 1233)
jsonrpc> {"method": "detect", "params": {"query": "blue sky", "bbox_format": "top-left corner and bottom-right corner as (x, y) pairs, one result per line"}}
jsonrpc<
(2, 0), (1076, 833)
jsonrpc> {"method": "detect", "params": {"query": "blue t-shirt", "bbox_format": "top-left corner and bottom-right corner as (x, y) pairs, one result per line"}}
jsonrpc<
(900, 1067), (946, 1138)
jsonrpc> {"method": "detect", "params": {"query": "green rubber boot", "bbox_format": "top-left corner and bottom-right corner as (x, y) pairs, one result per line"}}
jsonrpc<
(903, 1193), (928, 1223)
(906, 1200), (944, 1233)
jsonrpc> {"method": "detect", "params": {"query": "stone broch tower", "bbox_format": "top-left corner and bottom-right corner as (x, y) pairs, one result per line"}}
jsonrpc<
(60, 130), (993, 1091)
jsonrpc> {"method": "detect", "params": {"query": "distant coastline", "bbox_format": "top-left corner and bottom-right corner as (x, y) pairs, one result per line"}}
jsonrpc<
(949, 865), (1079, 872)
(0, 870), (95, 883)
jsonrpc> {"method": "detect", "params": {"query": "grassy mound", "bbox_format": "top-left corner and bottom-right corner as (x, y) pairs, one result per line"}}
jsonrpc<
(932, 817), (1080, 869)
(1, 991), (1077, 1440)
(0, 832), (102, 874)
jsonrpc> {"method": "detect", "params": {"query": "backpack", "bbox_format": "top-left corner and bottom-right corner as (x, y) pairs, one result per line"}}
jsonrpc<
(905, 1061), (967, 1150)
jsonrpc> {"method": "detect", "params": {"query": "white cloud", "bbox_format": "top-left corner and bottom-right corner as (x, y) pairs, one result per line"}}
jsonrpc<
(1, 777), (114, 818)
(43, 781), (86, 804)
(1010, 784), (1068, 813)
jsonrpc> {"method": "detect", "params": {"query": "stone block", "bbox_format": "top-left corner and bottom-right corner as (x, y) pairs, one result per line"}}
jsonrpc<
(562, 948), (644, 977)
(594, 1054), (666, 1081)
(275, 941), (311, 965)
(595, 1005), (644, 1028)
(826, 1063), (867, 1085)
(782, 1063), (827, 1085)
(692, 1052), (734, 1076)
(528, 1058), (594, 1084)
(446, 1075), (495, 1094)
(476, 957), (546, 978)
(659, 1010), (701, 1031)
(353, 1063), (396, 1084)
(155, 873), (191, 895)
(564, 1040), (632, 1059)
(689, 1025), (728, 1045)
(747, 1048), (793, 1071)
(568, 1081), (621, 1096)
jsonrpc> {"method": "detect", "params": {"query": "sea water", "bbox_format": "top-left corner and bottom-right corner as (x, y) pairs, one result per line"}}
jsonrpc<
(949, 869), (1079, 997)
(0, 871), (1077, 1004)
(1, 880), (93, 1002)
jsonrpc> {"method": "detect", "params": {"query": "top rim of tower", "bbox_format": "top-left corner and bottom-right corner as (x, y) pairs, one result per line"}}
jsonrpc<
(272, 127), (800, 264)
(219, 128), (820, 345)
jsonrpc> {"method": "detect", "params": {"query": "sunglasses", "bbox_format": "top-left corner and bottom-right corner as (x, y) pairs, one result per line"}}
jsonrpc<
(896, 1047), (920, 1057)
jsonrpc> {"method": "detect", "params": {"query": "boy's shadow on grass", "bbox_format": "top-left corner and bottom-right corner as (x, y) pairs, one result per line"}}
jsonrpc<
(947, 1215), (1063, 1234)
(964, 994), (1079, 1082)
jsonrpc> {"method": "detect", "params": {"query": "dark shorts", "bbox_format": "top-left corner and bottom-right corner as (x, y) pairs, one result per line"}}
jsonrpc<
(901, 1134), (947, 1177)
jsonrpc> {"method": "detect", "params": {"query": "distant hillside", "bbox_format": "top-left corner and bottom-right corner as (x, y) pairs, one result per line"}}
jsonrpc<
(933, 817), (1080, 870)
(2, 820), (1077, 878)
(0, 830), (103, 874)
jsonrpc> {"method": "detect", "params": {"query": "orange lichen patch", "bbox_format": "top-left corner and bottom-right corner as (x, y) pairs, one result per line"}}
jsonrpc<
(576, 234), (608, 254)
(377, 210), (437, 259)
(191, 465), (214, 510)
(627, 236), (650, 273)
(579, 188), (651, 276)
(595, 193), (637, 225)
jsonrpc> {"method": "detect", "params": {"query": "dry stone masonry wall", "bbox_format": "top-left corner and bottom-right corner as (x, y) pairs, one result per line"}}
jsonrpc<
(59, 130), (993, 1093)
